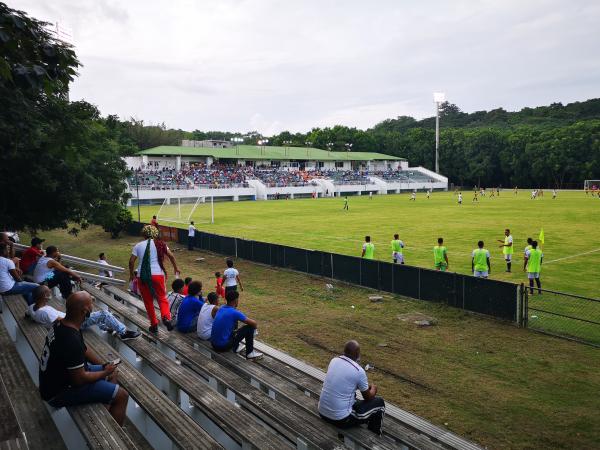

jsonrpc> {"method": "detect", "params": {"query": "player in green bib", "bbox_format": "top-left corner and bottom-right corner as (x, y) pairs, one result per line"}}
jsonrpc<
(524, 240), (543, 294)
(361, 236), (375, 260)
(497, 228), (514, 272)
(390, 234), (404, 264)
(471, 241), (491, 278)
(343, 196), (349, 210)
(433, 237), (448, 271)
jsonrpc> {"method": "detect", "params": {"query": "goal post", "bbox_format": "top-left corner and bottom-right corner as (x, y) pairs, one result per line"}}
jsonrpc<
(156, 196), (214, 224)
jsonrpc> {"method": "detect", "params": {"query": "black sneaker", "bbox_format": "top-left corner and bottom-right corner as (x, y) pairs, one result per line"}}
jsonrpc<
(163, 318), (174, 331)
(149, 324), (158, 333)
(120, 330), (141, 341)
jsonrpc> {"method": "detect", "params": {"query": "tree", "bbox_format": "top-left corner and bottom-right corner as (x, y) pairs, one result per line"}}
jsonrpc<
(0, 3), (130, 232)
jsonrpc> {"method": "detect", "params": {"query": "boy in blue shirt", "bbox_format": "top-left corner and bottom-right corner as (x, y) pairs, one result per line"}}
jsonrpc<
(211, 290), (262, 360)
(176, 281), (204, 333)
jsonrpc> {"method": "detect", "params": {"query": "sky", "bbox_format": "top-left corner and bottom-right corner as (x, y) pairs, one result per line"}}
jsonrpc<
(18, 0), (600, 135)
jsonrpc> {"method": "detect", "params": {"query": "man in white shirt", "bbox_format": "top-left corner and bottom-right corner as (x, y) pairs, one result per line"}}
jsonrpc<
(223, 259), (243, 294)
(28, 285), (140, 340)
(318, 340), (385, 435)
(33, 246), (82, 299)
(0, 243), (39, 305)
(197, 292), (219, 340)
(97, 253), (113, 278)
(188, 221), (196, 251)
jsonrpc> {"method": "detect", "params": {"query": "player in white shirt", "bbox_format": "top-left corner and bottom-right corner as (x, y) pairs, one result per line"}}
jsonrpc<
(188, 221), (196, 250)
(552, 189), (557, 199)
(223, 259), (243, 294)
(197, 292), (220, 340)
(410, 191), (416, 201)
(458, 193), (463, 204)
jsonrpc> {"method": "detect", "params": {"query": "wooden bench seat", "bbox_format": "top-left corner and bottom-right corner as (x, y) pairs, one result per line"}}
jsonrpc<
(3, 295), (220, 450)
(93, 284), (439, 450)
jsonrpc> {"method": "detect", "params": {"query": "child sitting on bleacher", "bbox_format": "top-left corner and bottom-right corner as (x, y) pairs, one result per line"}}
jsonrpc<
(175, 281), (204, 333)
(167, 278), (185, 326)
(197, 292), (219, 340)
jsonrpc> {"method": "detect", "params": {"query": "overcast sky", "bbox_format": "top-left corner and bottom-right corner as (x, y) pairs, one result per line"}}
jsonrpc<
(18, 0), (600, 134)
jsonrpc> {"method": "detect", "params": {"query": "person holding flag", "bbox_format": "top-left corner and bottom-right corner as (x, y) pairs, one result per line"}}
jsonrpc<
(498, 228), (514, 272)
(524, 240), (543, 294)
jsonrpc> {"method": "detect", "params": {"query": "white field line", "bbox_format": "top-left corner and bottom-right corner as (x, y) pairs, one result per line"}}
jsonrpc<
(544, 248), (600, 264)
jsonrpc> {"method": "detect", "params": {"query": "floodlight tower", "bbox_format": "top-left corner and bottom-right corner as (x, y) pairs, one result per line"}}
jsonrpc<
(433, 92), (446, 173)
(283, 140), (292, 157)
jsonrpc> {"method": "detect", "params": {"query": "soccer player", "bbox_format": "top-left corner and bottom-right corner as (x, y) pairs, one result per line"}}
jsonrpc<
(426, 189), (431, 199)
(472, 191), (478, 202)
(410, 191), (416, 201)
(514, 186), (518, 195)
(343, 196), (349, 210)
(433, 238), (449, 271)
(458, 193), (463, 205)
(552, 189), (557, 199)
(524, 241), (543, 294)
(390, 234), (404, 264)
(497, 228), (514, 272)
(361, 236), (375, 260)
(524, 237), (533, 256)
(472, 241), (491, 278)
(369, 192), (373, 200)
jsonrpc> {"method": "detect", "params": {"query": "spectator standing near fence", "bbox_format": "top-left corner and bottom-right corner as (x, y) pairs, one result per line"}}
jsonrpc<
(433, 238), (449, 271)
(471, 241), (491, 278)
(390, 234), (404, 264)
(20, 237), (45, 275)
(33, 246), (82, 299)
(188, 221), (196, 250)
(497, 228), (514, 272)
(318, 340), (385, 435)
(129, 225), (180, 333)
(39, 291), (129, 426)
(223, 259), (243, 293)
(211, 290), (262, 359)
(524, 241), (543, 294)
(0, 243), (39, 305)
(361, 236), (375, 260)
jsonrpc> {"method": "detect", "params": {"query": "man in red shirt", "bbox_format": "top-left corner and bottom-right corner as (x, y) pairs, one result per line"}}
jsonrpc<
(21, 237), (45, 275)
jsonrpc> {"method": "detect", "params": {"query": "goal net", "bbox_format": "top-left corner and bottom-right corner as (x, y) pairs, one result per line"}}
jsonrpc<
(584, 180), (600, 191)
(156, 196), (214, 224)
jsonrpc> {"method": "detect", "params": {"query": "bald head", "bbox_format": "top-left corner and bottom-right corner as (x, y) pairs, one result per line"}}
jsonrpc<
(65, 291), (93, 324)
(343, 340), (361, 361)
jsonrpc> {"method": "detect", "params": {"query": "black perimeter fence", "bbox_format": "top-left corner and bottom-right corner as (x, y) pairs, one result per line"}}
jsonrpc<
(129, 221), (521, 323)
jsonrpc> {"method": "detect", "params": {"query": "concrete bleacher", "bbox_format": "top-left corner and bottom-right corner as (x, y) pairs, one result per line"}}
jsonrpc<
(0, 246), (480, 450)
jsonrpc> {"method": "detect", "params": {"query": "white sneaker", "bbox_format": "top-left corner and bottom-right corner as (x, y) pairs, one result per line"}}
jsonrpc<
(246, 350), (263, 360)
(235, 343), (245, 353)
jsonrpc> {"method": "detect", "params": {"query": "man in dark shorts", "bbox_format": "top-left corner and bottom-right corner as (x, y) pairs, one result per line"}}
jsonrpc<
(39, 291), (129, 425)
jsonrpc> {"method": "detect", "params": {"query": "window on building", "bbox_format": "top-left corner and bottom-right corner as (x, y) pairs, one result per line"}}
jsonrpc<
(335, 161), (344, 168)
(317, 161), (324, 168)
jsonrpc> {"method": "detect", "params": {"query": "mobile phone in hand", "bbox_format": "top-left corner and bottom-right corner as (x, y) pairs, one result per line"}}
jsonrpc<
(112, 358), (121, 366)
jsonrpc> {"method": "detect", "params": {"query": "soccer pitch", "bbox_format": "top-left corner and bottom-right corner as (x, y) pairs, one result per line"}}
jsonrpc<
(131, 190), (599, 297)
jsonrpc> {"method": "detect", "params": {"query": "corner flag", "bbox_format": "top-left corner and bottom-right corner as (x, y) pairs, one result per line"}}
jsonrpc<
(538, 228), (545, 244)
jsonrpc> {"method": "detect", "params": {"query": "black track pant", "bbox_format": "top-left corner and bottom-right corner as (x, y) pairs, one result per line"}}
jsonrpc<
(321, 397), (385, 435)
(46, 271), (75, 299)
(212, 324), (255, 356)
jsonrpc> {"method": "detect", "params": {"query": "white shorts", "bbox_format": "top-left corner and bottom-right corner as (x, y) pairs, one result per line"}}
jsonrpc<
(527, 272), (540, 279)
(504, 254), (512, 261)
(392, 252), (404, 263)
(473, 271), (488, 278)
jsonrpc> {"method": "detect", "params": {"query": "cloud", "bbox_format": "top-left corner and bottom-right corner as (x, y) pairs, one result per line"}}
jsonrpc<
(16, 0), (600, 133)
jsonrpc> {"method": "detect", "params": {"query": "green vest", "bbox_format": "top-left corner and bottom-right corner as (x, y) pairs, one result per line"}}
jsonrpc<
(473, 248), (489, 272)
(363, 243), (375, 259)
(391, 240), (403, 253)
(503, 236), (514, 255)
(527, 249), (543, 273)
(433, 246), (447, 264)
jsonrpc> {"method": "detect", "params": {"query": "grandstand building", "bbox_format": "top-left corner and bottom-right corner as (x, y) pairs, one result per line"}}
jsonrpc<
(125, 144), (448, 204)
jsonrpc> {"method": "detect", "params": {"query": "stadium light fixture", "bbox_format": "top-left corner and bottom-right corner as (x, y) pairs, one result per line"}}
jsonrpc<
(433, 92), (446, 173)
(283, 140), (292, 157)
(326, 142), (334, 156)
(305, 141), (313, 158)
(345, 143), (353, 160)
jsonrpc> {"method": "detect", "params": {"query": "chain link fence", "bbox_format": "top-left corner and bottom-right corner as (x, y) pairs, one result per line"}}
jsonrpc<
(524, 288), (600, 347)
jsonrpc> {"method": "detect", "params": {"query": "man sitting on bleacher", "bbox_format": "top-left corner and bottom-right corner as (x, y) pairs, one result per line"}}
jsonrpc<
(33, 246), (82, 299)
(175, 281), (204, 333)
(318, 340), (385, 435)
(29, 286), (140, 341)
(210, 290), (262, 360)
(39, 291), (130, 426)
(0, 243), (39, 305)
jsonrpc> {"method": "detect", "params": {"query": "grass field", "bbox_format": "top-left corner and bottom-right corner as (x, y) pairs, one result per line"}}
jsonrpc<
(131, 190), (600, 297)
(25, 227), (600, 449)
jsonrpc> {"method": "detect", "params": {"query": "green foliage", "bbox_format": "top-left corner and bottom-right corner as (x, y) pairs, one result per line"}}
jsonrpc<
(0, 3), (130, 232)
(97, 205), (132, 239)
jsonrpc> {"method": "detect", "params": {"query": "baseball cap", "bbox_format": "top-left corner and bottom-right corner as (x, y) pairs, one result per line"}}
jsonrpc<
(31, 237), (45, 246)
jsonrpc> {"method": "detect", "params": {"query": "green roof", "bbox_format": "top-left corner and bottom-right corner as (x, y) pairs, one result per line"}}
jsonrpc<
(138, 145), (404, 161)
